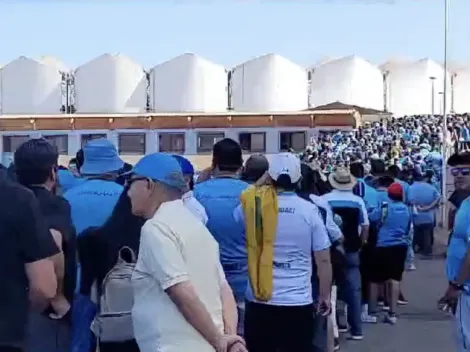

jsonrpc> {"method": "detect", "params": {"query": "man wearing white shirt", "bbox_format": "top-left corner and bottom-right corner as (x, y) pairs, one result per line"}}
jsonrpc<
(127, 153), (245, 352)
(173, 155), (208, 225)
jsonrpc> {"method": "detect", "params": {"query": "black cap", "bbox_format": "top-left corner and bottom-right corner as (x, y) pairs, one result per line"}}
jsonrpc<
(447, 152), (470, 167)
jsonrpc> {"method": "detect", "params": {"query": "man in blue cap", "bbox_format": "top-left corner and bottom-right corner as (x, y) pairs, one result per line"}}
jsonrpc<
(173, 155), (208, 224)
(127, 153), (244, 352)
(63, 138), (125, 352)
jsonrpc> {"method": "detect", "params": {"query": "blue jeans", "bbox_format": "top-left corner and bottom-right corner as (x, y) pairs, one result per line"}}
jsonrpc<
(339, 252), (362, 336)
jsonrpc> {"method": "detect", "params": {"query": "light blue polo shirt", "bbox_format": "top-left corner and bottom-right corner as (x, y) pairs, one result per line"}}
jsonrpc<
(376, 200), (411, 247)
(447, 198), (470, 293)
(234, 193), (331, 306)
(193, 177), (249, 302)
(407, 181), (440, 225)
(64, 179), (123, 235)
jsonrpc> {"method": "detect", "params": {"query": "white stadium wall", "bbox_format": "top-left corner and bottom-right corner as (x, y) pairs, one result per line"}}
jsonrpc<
(387, 58), (450, 116)
(453, 69), (470, 114)
(149, 53), (228, 112)
(74, 53), (147, 113)
(309, 55), (384, 110)
(0, 56), (63, 114)
(230, 54), (309, 112)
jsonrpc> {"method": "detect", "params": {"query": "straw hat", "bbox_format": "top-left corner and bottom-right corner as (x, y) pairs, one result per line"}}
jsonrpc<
(328, 167), (357, 191)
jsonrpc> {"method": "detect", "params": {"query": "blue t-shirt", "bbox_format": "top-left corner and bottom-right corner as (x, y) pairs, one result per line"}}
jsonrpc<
(193, 177), (249, 302)
(356, 178), (379, 216)
(64, 179), (123, 352)
(407, 181), (440, 225)
(447, 198), (470, 293)
(234, 193), (331, 305)
(57, 169), (86, 193)
(369, 189), (389, 224)
(376, 201), (411, 247)
(64, 179), (123, 235)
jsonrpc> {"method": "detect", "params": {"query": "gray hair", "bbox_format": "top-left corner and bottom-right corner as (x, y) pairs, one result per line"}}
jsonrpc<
(156, 181), (184, 199)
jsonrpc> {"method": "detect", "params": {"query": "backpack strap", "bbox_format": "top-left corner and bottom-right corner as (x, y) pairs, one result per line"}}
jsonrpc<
(353, 181), (365, 198)
(118, 246), (137, 264)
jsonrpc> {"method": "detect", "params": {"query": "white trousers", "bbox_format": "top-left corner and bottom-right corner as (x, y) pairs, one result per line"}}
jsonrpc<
(330, 285), (339, 338)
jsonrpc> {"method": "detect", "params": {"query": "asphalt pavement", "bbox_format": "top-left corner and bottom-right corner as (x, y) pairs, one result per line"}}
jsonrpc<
(341, 231), (454, 352)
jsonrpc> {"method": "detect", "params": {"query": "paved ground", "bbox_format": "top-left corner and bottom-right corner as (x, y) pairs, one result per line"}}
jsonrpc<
(342, 229), (455, 352)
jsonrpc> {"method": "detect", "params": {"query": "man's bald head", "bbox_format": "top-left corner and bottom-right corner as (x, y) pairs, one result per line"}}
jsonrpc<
(241, 154), (269, 183)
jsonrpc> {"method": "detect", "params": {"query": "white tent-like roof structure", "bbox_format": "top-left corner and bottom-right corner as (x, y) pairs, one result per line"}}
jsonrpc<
(39, 56), (70, 73)
(149, 53), (228, 112)
(309, 55), (384, 111)
(453, 68), (470, 114)
(387, 58), (450, 116)
(0, 56), (63, 114)
(74, 53), (147, 113)
(230, 53), (308, 112)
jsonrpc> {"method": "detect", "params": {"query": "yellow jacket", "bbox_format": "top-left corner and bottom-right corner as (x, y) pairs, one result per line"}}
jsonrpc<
(240, 185), (278, 301)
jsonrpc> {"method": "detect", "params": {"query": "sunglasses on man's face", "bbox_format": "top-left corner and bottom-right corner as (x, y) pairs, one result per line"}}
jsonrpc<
(451, 167), (470, 177)
(126, 176), (152, 187)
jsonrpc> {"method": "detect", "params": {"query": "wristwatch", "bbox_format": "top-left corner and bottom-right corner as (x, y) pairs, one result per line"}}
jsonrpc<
(450, 281), (464, 291)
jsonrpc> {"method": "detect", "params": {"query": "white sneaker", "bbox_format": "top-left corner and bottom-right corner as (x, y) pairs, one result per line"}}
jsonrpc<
(407, 263), (417, 271)
(384, 313), (397, 325)
(348, 334), (364, 341)
(361, 313), (378, 324)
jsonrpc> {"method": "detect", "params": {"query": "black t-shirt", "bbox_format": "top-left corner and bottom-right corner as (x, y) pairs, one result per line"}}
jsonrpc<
(29, 186), (77, 314)
(0, 180), (59, 347)
(449, 189), (470, 209)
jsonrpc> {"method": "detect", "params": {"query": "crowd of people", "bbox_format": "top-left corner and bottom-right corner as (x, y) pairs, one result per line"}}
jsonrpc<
(1, 112), (470, 352)
(303, 113), (470, 186)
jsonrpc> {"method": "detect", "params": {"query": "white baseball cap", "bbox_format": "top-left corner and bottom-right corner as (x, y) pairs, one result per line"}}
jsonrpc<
(268, 152), (302, 183)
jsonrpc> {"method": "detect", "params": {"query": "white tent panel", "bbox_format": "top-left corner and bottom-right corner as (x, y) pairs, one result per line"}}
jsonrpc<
(309, 55), (384, 110)
(379, 58), (412, 73)
(453, 69), (470, 114)
(74, 53), (147, 113)
(39, 56), (70, 72)
(230, 54), (308, 112)
(0, 56), (63, 114)
(149, 53), (228, 112)
(388, 58), (450, 116)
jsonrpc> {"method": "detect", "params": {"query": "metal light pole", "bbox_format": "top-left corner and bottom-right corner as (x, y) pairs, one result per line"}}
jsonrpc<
(441, 0), (449, 226)
(439, 92), (444, 115)
(429, 76), (437, 115)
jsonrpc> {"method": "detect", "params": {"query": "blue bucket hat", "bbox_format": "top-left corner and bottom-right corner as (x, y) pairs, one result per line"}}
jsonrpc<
(80, 138), (124, 175)
(172, 155), (194, 175)
(129, 153), (186, 191)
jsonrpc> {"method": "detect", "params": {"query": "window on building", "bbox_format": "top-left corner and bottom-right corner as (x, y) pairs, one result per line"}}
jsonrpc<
(118, 133), (146, 155)
(159, 133), (185, 154)
(197, 132), (225, 153)
(81, 133), (107, 147)
(279, 131), (306, 151)
(43, 135), (68, 155)
(239, 132), (266, 153)
(2, 135), (30, 153)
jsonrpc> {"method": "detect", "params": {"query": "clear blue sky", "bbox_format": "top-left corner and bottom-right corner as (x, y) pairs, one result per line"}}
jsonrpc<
(0, 0), (468, 69)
